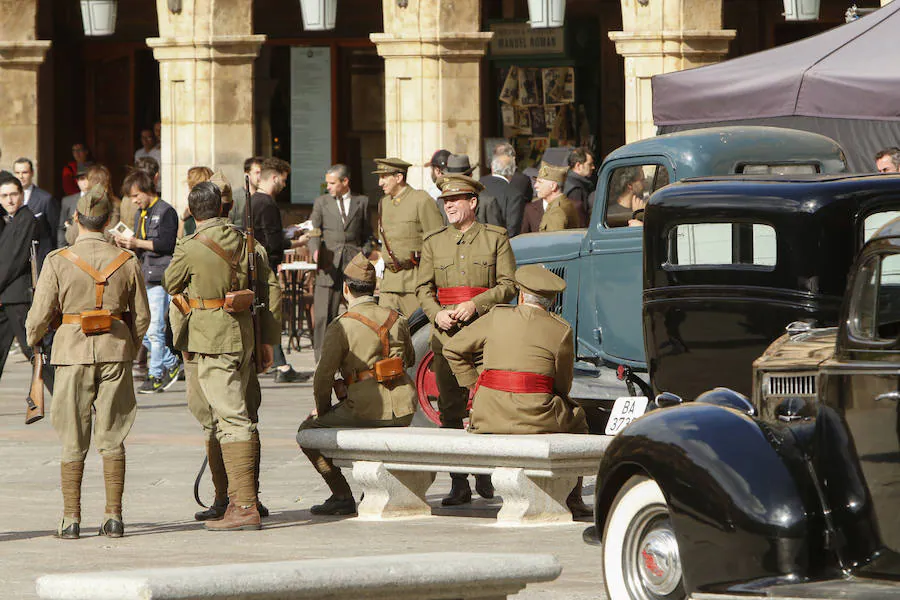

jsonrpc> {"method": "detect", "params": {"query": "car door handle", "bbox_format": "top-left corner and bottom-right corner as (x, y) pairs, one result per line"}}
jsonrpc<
(875, 391), (900, 402)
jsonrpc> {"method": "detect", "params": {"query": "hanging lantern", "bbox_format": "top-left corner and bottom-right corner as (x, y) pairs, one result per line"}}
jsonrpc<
(299, 0), (337, 31)
(80, 0), (117, 36)
(527, 0), (565, 29)
(783, 0), (820, 21)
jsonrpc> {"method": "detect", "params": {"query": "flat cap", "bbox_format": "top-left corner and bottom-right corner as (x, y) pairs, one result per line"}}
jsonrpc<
(515, 264), (566, 299)
(76, 185), (111, 218)
(209, 169), (233, 204)
(437, 174), (484, 200)
(536, 162), (568, 185)
(372, 158), (411, 175)
(343, 252), (376, 285)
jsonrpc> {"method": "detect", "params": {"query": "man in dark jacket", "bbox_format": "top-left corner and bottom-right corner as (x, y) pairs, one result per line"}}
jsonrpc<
(481, 153), (527, 238)
(487, 142), (532, 201)
(115, 169), (180, 393)
(13, 158), (59, 269)
(564, 147), (595, 226)
(0, 174), (54, 390)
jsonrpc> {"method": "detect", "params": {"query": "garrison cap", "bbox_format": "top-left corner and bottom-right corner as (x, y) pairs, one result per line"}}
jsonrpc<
(515, 264), (566, 299)
(343, 252), (376, 285)
(536, 162), (568, 185)
(372, 158), (411, 175)
(437, 174), (484, 200)
(209, 169), (233, 204)
(76, 185), (111, 218)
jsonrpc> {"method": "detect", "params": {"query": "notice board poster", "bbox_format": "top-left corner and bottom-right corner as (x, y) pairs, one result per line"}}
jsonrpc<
(290, 47), (332, 204)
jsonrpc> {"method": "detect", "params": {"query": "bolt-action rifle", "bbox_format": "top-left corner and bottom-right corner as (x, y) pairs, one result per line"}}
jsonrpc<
(25, 240), (45, 424)
(245, 175), (265, 373)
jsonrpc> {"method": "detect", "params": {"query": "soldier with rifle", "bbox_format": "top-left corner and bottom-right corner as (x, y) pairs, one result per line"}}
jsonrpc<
(163, 181), (281, 531)
(25, 186), (150, 539)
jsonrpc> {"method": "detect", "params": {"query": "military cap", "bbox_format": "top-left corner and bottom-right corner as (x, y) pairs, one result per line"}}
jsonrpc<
(515, 264), (566, 299)
(76, 185), (111, 218)
(536, 162), (568, 185)
(372, 158), (411, 175)
(446, 154), (477, 175)
(437, 174), (484, 200)
(209, 169), (233, 204)
(343, 252), (376, 285)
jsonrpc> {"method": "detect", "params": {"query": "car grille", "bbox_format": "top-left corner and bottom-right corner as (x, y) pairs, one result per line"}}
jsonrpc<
(546, 266), (566, 314)
(764, 373), (817, 397)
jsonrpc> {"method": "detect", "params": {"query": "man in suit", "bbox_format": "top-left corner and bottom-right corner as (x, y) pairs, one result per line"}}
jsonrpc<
(442, 155), (503, 228)
(488, 143), (532, 202)
(308, 164), (374, 360)
(230, 156), (264, 230)
(480, 153), (527, 238)
(58, 166), (92, 247)
(13, 158), (59, 269)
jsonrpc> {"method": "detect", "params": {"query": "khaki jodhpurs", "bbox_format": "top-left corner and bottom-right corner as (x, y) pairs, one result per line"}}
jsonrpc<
(52, 363), (136, 463)
(184, 347), (256, 443)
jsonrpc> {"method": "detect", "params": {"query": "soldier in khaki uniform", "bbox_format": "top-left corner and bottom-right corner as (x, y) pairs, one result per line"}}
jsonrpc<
(162, 181), (282, 531)
(25, 187), (151, 539)
(442, 264), (591, 516)
(536, 163), (581, 232)
(415, 174), (516, 505)
(297, 253), (416, 516)
(373, 157), (444, 317)
(168, 174), (276, 523)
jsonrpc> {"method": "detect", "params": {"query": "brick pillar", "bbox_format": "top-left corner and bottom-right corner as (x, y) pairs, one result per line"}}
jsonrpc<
(0, 0), (50, 173)
(147, 0), (264, 214)
(609, 0), (735, 143)
(372, 0), (492, 188)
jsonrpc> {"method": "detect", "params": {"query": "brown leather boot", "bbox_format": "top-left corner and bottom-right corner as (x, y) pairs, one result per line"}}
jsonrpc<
(206, 441), (261, 531)
(205, 502), (261, 531)
(567, 477), (593, 518)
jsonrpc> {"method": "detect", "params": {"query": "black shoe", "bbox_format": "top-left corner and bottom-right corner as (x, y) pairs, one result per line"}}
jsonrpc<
(257, 501), (269, 518)
(194, 500), (229, 521)
(310, 495), (356, 516)
(138, 376), (164, 394)
(441, 476), (473, 506)
(274, 366), (310, 384)
(56, 520), (80, 540)
(161, 363), (181, 391)
(567, 496), (593, 519)
(475, 474), (494, 499)
(99, 517), (125, 538)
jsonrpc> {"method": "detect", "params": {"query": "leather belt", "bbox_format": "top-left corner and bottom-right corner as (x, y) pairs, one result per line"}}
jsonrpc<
(62, 313), (125, 325)
(189, 298), (227, 309)
(475, 369), (555, 394)
(347, 368), (376, 385)
(437, 286), (489, 306)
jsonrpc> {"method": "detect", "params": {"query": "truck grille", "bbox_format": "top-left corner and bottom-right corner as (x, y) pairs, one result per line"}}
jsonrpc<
(764, 373), (817, 397)
(546, 266), (566, 314)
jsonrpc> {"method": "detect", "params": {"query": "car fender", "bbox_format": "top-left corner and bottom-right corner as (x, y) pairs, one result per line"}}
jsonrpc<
(595, 403), (817, 594)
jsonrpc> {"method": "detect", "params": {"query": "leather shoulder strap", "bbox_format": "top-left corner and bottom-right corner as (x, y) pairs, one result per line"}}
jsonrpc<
(60, 248), (132, 309)
(342, 309), (399, 358)
(194, 232), (242, 289)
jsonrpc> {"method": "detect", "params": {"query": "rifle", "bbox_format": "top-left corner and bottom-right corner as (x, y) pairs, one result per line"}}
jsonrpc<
(245, 175), (265, 373)
(25, 240), (45, 425)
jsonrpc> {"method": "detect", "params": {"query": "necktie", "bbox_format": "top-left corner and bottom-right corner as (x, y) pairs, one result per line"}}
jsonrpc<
(337, 196), (348, 225)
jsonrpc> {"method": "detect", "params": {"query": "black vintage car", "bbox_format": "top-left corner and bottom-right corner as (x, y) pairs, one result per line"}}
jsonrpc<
(586, 174), (900, 599)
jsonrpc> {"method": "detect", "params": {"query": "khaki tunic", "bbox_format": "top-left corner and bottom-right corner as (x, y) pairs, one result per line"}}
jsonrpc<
(25, 231), (151, 463)
(378, 185), (444, 295)
(539, 194), (581, 232)
(313, 296), (416, 421)
(443, 304), (587, 434)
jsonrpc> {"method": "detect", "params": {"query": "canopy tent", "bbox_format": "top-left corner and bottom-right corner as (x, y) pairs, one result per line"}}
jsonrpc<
(652, 2), (900, 172)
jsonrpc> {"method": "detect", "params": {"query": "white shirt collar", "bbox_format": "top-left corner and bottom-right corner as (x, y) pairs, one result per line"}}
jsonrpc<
(493, 174), (509, 183)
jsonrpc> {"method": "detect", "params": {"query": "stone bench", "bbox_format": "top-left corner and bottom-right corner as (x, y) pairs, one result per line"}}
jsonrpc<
(35, 552), (561, 600)
(297, 427), (610, 525)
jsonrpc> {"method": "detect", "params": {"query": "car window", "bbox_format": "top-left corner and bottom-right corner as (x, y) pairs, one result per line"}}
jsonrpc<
(738, 164), (819, 175)
(850, 253), (900, 341)
(605, 164), (667, 229)
(864, 211), (900, 243)
(668, 223), (776, 267)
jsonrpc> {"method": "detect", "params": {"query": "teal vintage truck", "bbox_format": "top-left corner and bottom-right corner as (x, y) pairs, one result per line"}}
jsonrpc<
(410, 126), (848, 429)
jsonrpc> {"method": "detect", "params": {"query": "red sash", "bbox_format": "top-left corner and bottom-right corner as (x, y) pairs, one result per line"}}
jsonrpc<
(436, 286), (489, 306)
(476, 369), (555, 394)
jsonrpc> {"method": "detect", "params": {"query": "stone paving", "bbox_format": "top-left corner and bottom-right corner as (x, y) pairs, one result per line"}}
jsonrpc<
(0, 341), (605, 598)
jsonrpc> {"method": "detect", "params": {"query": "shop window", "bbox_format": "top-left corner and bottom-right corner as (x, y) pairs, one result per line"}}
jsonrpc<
(605, 164), (668, 228)
(668, 223), (777, 267)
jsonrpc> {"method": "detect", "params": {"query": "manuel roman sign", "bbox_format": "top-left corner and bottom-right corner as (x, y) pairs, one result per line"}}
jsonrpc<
(490, 23), (565, 57)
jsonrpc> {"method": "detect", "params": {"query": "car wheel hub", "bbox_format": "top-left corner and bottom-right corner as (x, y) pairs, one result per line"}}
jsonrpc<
(637, 526), (681, 596)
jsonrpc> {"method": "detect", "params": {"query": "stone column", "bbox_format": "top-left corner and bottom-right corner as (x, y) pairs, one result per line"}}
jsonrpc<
(0, 0), (50, 173)
(371, 0), (492, 189)
(609, 0), (735, 143)
(148, 0), (264, 214)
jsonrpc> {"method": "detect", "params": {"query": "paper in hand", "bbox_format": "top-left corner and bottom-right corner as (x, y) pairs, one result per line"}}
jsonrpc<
(109, 221), (135, 239)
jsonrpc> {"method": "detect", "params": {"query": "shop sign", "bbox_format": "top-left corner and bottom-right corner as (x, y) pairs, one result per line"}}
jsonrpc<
(489, 23), (565, 57)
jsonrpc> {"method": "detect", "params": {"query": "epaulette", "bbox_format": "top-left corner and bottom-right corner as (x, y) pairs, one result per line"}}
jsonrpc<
(484, 223), (508, 237)
(491, 303), (515, 311)
(548, 311), (570, 327)
(423, 225), (449, 241)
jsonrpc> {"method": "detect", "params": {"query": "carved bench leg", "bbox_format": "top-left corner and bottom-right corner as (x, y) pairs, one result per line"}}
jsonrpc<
(492, 467), (576, 526)
(352, 461), (436, 520)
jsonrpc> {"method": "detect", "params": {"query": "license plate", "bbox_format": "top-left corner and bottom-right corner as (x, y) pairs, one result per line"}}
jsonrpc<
(605, 396), (649, 435)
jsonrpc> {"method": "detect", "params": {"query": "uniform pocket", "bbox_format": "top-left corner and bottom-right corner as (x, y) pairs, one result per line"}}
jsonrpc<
(472, 254), (496, 282)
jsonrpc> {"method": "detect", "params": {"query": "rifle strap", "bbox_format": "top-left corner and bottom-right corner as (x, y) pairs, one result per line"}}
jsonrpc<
(378, 202), (402, 272)
(194, 232), (242, 291)
(59, 248), (132, 309)
(342, 310), (399, 359)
